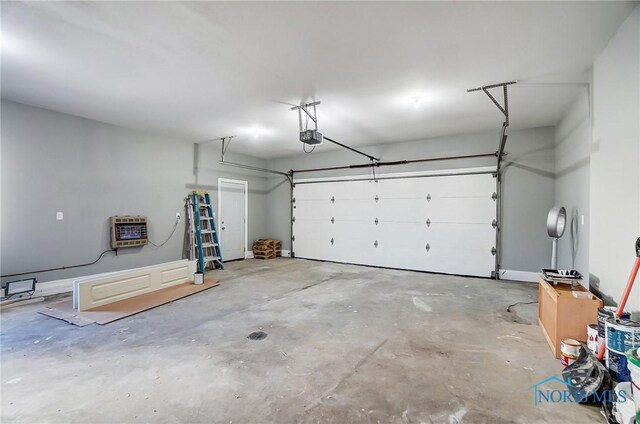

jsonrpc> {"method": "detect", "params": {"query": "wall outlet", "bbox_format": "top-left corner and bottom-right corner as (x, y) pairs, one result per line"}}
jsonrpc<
(176, 212), (181, 221)
(56, 212), (64, 220)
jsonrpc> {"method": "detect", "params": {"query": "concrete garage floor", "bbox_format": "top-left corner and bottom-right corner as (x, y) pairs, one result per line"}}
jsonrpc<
(1, 259), (601, 423)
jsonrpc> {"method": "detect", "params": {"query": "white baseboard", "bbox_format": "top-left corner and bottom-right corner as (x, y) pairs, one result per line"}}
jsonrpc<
(246, 250), (290, 258)
(499, 269), (540, 282)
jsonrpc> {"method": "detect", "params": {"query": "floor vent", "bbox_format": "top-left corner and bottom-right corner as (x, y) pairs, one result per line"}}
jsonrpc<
(247, 331), (267, 340)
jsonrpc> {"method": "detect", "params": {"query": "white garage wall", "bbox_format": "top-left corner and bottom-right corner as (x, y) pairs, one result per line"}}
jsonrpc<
(267, 126), (556, 275)
(553, 88), (591, 282)
(0, 100), (270, 285)
(590, 6), (640, 312)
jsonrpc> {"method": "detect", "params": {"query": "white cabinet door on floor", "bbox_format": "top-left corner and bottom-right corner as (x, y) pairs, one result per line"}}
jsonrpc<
(292, 172), (497, 277)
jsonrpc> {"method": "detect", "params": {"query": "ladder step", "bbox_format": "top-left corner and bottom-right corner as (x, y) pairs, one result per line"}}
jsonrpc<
(204, 256), (221, 262)
(199, 204), (211, 207)
(201, 230), (215, 234)
(202, 243), (218, 248)
(199, 217), (212, 220)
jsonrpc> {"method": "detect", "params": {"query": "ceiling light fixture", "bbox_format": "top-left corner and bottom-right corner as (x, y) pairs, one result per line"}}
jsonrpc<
(412, 97), (422, 109)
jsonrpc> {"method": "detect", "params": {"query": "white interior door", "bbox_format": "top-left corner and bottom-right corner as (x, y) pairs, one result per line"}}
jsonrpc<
(218, 179), (247, 261)
(293, 171), (497, 277)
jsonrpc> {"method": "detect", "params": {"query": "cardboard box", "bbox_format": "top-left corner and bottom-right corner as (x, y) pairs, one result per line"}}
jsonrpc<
(538, 277), (603, 358)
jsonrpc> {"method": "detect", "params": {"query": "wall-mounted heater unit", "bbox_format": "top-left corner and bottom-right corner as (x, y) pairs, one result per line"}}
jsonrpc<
(110, 216), (148, 248)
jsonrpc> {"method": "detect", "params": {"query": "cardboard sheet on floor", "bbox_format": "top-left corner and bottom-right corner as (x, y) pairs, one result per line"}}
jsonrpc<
(38, 279), (219, 326)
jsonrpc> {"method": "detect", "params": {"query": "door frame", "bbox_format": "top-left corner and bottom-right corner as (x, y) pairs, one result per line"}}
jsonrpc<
(218, 178), (249, 260)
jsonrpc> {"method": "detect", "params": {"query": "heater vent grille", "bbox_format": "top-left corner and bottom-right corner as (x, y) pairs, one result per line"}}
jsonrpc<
(110, 216), (148, 248)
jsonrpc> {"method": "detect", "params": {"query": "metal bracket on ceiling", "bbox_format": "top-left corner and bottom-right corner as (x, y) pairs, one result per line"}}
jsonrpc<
(211, 135), (292, 182)
(467, 81), (516, 127)
(291, 101), (321, 132)
(220, 136), (236, 162)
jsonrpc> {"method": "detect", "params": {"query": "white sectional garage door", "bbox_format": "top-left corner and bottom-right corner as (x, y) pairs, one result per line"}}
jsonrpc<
(292, 171), (497, 277)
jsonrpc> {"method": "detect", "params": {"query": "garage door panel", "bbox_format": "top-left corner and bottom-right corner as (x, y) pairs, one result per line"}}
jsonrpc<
(293, 184), (332, 200)
(427, 174), (496, 197)
(376, 199), (429, 220)
(375, 177), (428, 195)
(425, 223), (496, 251)
(293, 172), (496, 277)
(294, 233), (334, 261)
(375, 179), (429, 220)
(295, 199), (333, 221)
(427, 199), (496, 223)
(293, 219), (328, 239)
(332, 221), (374, 243)
(376, 222), (428, 246)
(427, 246), (495, 277)
(338, 237), (381, 265)
(334, 202), (376, 221)
(376, 243), (434, 270)
(332, 181), (375, 199)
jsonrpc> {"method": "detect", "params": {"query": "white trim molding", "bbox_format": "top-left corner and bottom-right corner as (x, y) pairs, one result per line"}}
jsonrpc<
(74, 260), (196, 311)
(499, 269), (540, 283)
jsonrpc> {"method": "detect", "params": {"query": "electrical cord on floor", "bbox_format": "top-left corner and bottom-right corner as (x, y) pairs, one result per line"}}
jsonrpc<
(0, 249), (117, 279)
(507, 300), (539, 312)
(148, 218), (180, 248)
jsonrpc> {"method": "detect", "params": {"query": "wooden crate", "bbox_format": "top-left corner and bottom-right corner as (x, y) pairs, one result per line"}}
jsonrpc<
(252, 239), (281, 259)
(538, 278), (603, 358)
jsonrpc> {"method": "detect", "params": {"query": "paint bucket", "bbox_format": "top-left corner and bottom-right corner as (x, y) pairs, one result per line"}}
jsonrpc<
(598, 307), (631, 341)
(605, 318), (640, 382)
(193, 272), (204, 285)
(607, 350), (631, 382)
(587, 323), (599, 354)
(560, 338), (581, 367)
(626, 348), (640, 422)
(605, 318), (640, 355)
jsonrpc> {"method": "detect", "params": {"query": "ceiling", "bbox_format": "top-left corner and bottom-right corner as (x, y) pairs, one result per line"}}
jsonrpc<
(1, 2), (637, 158)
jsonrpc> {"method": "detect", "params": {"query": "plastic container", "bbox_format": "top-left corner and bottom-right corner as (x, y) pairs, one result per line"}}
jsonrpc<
(587, 324), (599, 354)
(606, 318), (640, 355)
(627, 348), (640, 423)
(193, 272), (204, 285)
(608, 350), (631, 382)
(598, 307), (631, 340)
(560, 338), (581, 366)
